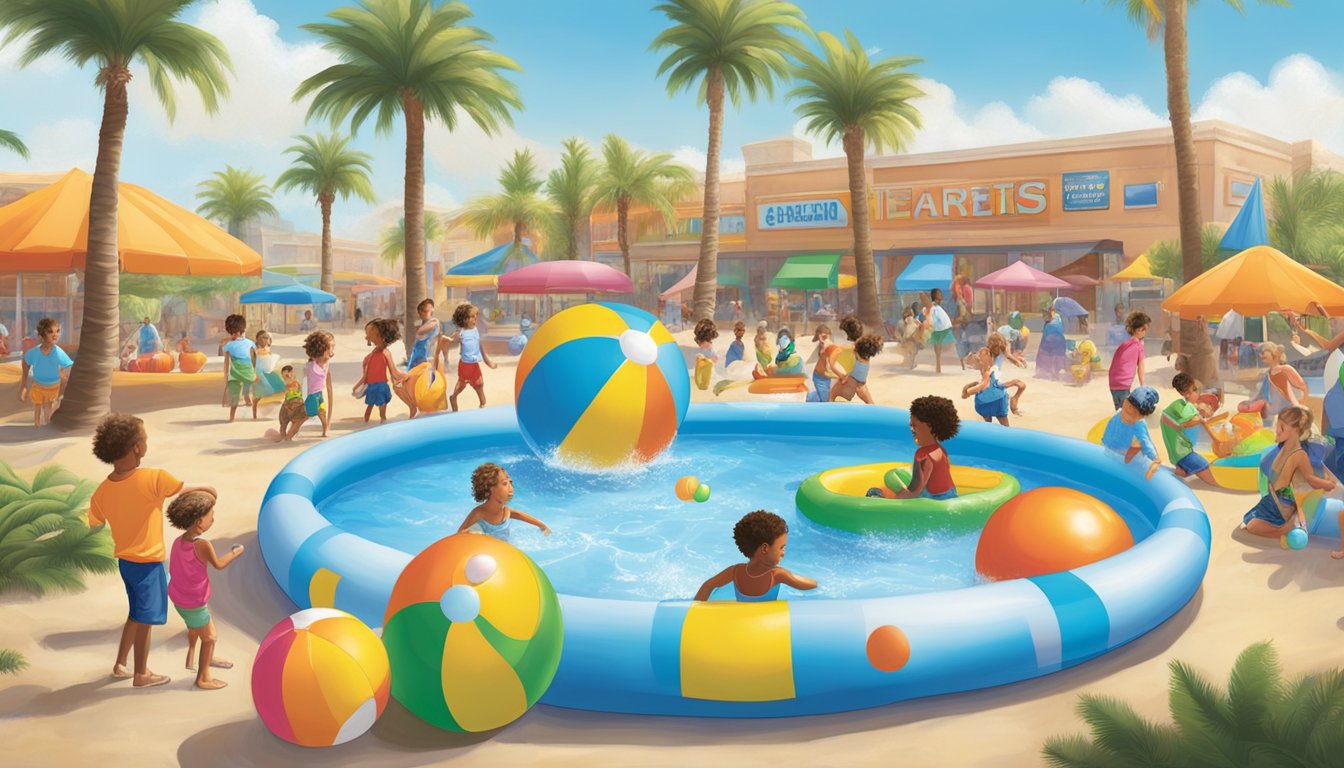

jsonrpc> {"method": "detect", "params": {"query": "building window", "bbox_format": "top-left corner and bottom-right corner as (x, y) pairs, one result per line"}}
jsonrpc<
(1228, 177), (1256, 201)
(1123, 182), (1158, 209)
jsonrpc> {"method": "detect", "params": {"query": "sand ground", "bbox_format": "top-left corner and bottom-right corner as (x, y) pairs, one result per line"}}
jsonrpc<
(0, 327), (1340, 768)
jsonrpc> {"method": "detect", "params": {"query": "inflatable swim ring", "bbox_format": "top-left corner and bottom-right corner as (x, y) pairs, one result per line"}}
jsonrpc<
(407, 362), (448, 413)
(178, 351), (207, 374)
(1086, 415), (1264, 492)
(746, 376), (808, 395)
(694, 356), (713, 390)
(795, 462), (1020, 535)
(127, 352), (174, 373)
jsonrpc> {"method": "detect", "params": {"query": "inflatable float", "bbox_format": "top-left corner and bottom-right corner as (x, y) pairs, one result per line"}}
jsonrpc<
(1086, 412), (1270, 492)
(406, 362), (448, 413)
(796, 462), (1020, 535)
(126, 352), (174, 373)
(694, 356), (713, 390)
(178, 351), (206, 374)
(746, 376), (808, 395)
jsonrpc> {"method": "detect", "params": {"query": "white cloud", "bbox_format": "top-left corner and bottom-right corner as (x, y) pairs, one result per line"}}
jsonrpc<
(16, 118), (98, 171)
(905, 79), (1045, 154)
(339, 182), (462, 242)
(672, 145), (746, 176)
(1024, 76), (1165, 136)
(127, 0), (336, 149)
(1193, 54), (1344, 154)
(0, 33), (73, 77)
(425, 111), (554, 196)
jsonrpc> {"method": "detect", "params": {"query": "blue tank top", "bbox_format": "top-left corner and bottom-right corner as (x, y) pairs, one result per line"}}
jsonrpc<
(851, 359), (870, 383)
(474, 514), (510, 541)
(732, 565), (781, 602)
(459, 328), (482, 363)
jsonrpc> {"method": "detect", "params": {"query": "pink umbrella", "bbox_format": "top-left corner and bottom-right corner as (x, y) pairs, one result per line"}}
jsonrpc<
(973, 261), (1070, 291)
(497, 260), (633, 295)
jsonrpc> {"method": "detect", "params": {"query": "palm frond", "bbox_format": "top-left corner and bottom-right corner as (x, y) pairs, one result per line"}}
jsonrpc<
(0, 129), (29, 158)
(194, 165), (278, 235)
(0, 460), (116, 598)
(0, 649), (26, 675)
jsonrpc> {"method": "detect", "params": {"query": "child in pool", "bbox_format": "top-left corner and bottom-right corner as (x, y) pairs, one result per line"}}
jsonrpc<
(694, 510), (817, 602)
(1161, 373), (1219, 486)
(724, 320), (747, 367)
(810, 324), (841, 402)
(830, 334), (883, 403)
(251, 330), (284, 420)
(354, 318), (407, 424)
(167, 490), (244, 690)
(301, 330), (335, 438)
(1242, 406), (1335, 542)
(275, 365), (307, 441)
(1237, 342), (1306, 425)
(868, 395), (961, 500)
(407, 298), (440, 369)
(1100, 385), (1162, 480)
(447, 303), (497, 411)
(456, 463), (550, 541)
(219, 314), (257, 423)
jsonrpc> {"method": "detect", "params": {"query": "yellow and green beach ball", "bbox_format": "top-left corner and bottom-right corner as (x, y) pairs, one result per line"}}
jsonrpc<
(514, 302), (690, 467)
(382, 534), (563, 732)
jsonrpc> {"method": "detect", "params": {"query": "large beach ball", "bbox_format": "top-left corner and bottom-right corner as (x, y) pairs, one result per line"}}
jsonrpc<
(382, 534), (563, 732)
(975, 487), (1134, 581)
(514, 302), (690, 467)
(251, 608), (390, 747)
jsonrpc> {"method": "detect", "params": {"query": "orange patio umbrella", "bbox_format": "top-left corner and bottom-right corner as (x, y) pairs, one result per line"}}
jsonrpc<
(1162, 245), (1344, 319)
(0, 168), (261, 275)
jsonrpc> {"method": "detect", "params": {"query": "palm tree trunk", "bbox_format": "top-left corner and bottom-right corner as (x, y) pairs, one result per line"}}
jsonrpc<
(567, 217), (581, 261)
(318, 192), (334, 295)
(1164, 0), (1218, 386)
(692, 65), (724, 323)
(843, 127), (881, 333)
(52, 67), (130, 430)
(402, 93), (427, 356)
(617, 197), (631, 277)
(513, 220), (524, 257)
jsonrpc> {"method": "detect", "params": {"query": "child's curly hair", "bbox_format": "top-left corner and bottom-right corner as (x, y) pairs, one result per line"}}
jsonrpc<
(452, 303), (477, 329)
(224, 314), (246, 335)
(1125, 311), (1151, 335)
(693, 318), (719, 344)
(167, 491), (216, 531)
(371, 318), (401, 346)
(986, 331), (1008, 358)
(255, 329), (272, 347)
(732, 320), (746, 334)
(733, 510), (787, 557)
(303, 330), (334, 360)
(92, 413), (145, 464)
(909, 395), (961, 442)
(36, 317), (58, 336)
(838, 315), (863, 342)
(854, 333), (884, 359)
(470, 463), (506, 502)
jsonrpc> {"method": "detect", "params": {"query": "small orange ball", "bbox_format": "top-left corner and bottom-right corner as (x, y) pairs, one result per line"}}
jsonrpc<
(674, 475), (699, 502)
(975, 487), (1133, 581)
(866, 625), (911, 673)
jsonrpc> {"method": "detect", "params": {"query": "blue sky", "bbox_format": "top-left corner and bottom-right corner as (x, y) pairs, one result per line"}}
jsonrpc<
(2, 0), (1342, 242)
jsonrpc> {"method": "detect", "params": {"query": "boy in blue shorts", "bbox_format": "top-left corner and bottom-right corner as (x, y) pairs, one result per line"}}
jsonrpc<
(1161, 373), (1218, 486)
(89, 414), (215, 688)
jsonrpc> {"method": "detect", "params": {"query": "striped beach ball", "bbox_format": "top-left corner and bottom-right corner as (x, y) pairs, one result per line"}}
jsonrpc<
(382, 533), (563, 732)
(251, 608), (390, 747)
(514, 302), (690, 467)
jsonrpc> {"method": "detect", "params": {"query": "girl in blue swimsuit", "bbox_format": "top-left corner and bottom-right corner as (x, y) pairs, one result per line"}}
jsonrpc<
(456, 463), (551, 542)
(1242, 406), (1335, 541)
(695, 511), (817, 601)
(408, 298), (440, 370)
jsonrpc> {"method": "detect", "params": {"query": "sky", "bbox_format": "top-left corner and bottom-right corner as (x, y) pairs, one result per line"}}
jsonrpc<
(2, 0), (1343, 244)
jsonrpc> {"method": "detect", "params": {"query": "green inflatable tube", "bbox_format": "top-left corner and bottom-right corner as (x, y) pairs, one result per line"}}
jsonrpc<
(795, 462), (1020, 535)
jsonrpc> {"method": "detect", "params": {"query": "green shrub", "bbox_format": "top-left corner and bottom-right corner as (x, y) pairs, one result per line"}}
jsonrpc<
(0, 648), (26, 675)
(0, 460), (115, 596)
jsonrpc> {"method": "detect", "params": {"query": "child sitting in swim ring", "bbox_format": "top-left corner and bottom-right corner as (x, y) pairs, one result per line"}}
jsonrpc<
(771, 327), (804, 375)
(868, 395), (961, 500)
(1237, 341), (1306, 425)
(724, 320), (746, 367)
(1100, 385), (1162, 480)
(830, 334), (883, 404)
(694, 510), (817, 602)
(1242, 406), (1335, 542)
(456, 463), (550, 542)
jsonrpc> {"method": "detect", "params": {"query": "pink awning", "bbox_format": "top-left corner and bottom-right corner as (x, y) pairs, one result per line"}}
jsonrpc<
(497, 260), (633, 295)
(660, 266), (697, 299)
(974, 261), (1071, 291)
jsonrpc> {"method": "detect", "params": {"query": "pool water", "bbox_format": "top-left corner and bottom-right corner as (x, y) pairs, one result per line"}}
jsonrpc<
(318, 434), (1153, 601)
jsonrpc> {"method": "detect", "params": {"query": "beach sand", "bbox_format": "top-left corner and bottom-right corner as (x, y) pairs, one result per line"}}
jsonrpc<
(1, 327), (1340, 768)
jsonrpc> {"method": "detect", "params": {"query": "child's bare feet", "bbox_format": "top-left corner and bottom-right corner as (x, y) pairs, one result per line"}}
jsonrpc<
(133, 672), (170, 688)
(1332, 549), (1344, 559)
(111, 664), (133, 679)
(195, 678), (228, 690)
(206, 657), (233, 669)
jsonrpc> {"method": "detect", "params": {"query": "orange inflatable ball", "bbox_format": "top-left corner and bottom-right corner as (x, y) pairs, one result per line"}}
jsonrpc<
(975, 487), (1133, 581)
(674, 475), (700, 502)
(179, 351), (207, 373)
(866, 624), (910, 673)
(132, 352), (174, 373)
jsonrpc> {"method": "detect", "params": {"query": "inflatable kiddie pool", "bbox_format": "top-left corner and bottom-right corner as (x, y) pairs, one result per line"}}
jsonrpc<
(259, 403), (1210, 718)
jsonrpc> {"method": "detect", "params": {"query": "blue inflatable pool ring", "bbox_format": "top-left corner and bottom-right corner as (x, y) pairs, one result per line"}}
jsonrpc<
(259, 403), (1210, 718)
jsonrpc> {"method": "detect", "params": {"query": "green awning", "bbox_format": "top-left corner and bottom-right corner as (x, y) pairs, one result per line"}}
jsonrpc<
(770, 253), (840, 290)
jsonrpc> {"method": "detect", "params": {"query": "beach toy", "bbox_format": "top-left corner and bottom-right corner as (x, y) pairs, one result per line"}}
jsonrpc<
(1086, 415), (1262, 492)
(1282, 528), (1308, 550)
(796, 462), (1019, 535)
(975, 487), (1134, 581)
(251, 608), (390, 747)
(254, 353), (285, 397)
(746, 377), (809, 395)
(128, 352), (174, 373)
(508, 334), (528, 355)
(825, 345), (856, 378)
(382, 533), (563, 732)
(407, 362), (448, 413)
(675, 475), (699, 501)
(694, 356), (713, 390)
(352, 382), (367, 399)
(866, 625), (911, 673)
(693, 483), (711, 503)
(514, 302), (689, 468)
(883, 468), (909, 492)
(178, 351), (207, 373)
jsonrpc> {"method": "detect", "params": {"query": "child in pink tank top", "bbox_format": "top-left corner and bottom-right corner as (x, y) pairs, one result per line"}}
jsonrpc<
(167, 491), (244, 690)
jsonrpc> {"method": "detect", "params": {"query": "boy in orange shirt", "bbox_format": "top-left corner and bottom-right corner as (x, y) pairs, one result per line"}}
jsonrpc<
(89, 414), (215, 688)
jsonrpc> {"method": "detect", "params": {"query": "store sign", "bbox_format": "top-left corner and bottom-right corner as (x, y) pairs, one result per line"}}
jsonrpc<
(758, 198), (848, 230)
(1062, 171), (1110, 211)
(883, 179), (1048, 223)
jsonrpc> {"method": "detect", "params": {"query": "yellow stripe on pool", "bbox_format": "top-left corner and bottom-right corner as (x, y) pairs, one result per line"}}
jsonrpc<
(680, 602), (795, 702)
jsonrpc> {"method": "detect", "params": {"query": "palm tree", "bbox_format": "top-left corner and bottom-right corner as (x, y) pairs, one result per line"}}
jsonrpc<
(1105, 0), (1288, 386)
(0, 129), (28, 158)
(790, 31), (922, 332)
(651, 0), (808, 321)
(380, 215), (444, 267)
(591, 134), (696, 278)
(544, 138), (601, 260)
(1043, 641), (1344, 767)
(275, 133), (377, 294)
(194, 166), (278, 240)
(1266, 170), (1344, 276)
(0, 460), (115, 597)
(0, 0), (230, 430)
(297, 0), (521, 354)
(1145, 223), (1225, 282)
(459, 149), (555, 260)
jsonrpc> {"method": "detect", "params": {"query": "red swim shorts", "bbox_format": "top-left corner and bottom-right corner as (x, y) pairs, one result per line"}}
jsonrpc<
(457, 361), (483, 386)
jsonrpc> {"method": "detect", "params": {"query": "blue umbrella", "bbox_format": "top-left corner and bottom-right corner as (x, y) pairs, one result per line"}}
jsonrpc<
(1053, 296), (1088, 318)
(239, 283), (337, 305)
(1218, 177), (1268, 258)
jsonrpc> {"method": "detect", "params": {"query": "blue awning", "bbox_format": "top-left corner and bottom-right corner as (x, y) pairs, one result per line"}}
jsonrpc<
(446, 241), (539, 276)
(894, 253), (953, 292)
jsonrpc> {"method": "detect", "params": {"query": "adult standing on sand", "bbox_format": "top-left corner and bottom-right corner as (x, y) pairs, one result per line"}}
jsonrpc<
(137, 317), (163, 355)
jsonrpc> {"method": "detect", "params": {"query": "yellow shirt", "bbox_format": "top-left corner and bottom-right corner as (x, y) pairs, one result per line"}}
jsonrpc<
(88, 468), (183, 563)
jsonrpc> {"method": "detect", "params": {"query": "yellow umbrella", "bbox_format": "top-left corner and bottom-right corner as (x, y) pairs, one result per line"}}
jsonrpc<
(443, 273), (499, 289)
(838, 273), (857, 290)
(1162, 245), (1344, 319)
(0, 168), (261, 275)
(1109, 253), (1159, 282)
